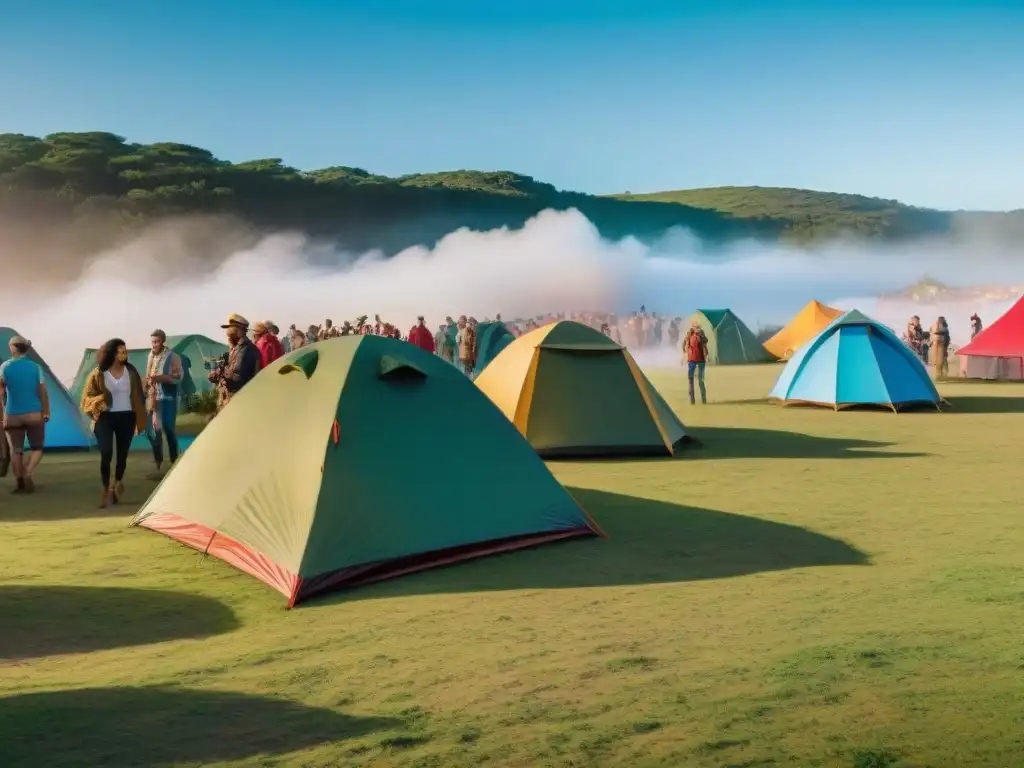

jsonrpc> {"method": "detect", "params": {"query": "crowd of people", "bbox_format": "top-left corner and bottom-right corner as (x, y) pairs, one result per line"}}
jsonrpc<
(902, 313), (983, 379)
(0, 308), (708, 502)
(3, 306), (985, 503)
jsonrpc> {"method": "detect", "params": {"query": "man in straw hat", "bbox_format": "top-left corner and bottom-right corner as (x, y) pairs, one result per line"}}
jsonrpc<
(0, 335), (50, 493)
(208, 314), (261, 414)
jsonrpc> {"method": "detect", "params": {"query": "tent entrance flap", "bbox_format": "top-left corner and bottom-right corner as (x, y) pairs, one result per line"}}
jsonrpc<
(379, 354), (428, 380)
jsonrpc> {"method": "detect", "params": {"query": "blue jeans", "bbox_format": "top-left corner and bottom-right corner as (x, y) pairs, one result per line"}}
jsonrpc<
(687, 361), (706, 403)
(147, 398), (179, 466)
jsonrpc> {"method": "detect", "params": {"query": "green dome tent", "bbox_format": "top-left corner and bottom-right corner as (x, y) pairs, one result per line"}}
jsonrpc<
(687, 309), (776, 365)
(131, 335), (602, 606)
(473, 322), (516, 375)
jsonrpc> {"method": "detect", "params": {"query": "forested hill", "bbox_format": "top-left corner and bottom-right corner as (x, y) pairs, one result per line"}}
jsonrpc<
(1, 132), (1021, 264)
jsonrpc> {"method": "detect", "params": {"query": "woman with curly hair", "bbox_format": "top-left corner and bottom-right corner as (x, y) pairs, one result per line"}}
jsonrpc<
(80, 338), (147, 508)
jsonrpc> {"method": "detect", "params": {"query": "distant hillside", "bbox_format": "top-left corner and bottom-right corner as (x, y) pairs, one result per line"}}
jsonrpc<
(1, 132), (1021, 280)
(879, 278), (1022, 303)
(613, 186), (1024, 243)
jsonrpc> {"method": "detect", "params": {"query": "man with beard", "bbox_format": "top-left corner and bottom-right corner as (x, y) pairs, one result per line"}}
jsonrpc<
(209, 314), (261, 414)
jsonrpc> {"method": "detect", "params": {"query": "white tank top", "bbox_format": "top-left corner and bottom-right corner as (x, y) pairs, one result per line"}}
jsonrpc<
(104, 369), (132, 412)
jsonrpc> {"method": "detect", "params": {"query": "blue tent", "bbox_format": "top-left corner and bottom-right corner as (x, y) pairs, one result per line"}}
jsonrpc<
(768, 310), (944, 412)
(0, 327), (93, 448)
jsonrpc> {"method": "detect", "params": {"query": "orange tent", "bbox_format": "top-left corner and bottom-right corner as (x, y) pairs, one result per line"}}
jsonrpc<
(764, 300), (843, 360)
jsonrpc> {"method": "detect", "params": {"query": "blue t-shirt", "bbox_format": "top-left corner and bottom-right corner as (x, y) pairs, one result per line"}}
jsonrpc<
(0, 357), (44, 416)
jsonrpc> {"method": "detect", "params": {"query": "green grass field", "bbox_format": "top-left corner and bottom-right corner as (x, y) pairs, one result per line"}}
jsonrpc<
(2, 366), (1022, 768)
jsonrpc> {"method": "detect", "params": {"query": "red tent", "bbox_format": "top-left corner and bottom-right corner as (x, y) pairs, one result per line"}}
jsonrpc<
(956, 296), (1024, 379)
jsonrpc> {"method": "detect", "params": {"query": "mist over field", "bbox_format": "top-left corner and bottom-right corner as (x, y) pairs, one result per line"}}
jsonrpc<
(1, 208), (1021, 380)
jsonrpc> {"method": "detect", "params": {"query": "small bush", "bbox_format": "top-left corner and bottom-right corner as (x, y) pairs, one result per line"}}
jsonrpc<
(183, 391), (218, 415)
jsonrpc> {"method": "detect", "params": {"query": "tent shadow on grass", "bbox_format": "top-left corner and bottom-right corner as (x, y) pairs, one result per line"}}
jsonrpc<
(943, 395), (1024, 414)
(0, 585), (239, 660)
(685, 426), (927, 459)
(314, 488), (868, 604)
(0, 685), (399, 767)
(580, 426), (925, 462)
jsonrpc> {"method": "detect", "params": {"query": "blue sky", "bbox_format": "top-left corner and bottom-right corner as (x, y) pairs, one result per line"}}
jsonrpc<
(2, 0), (1022, 210)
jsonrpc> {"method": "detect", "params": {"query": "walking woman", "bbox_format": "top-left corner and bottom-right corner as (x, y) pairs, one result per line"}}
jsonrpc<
(80, 338), (147, 508)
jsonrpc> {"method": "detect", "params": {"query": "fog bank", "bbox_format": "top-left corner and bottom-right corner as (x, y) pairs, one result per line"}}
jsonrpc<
(1, 208), (1021, 381)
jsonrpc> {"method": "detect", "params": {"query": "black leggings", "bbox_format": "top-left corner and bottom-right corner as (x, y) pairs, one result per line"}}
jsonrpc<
(95, 411), (136, 488)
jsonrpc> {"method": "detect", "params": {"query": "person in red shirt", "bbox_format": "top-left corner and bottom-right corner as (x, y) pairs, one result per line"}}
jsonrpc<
(682, 321), (709, 404)
(408, 316), (435, 353)
(253, 321), (285, 369)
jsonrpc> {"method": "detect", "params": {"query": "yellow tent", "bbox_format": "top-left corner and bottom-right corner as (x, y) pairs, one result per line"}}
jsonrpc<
(474, 320), (689, 458)
(763, 300), (844, 360)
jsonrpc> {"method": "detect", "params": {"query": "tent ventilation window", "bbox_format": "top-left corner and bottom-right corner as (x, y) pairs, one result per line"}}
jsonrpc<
(279, 349), (319, 379)
(379, 354), (427, 383)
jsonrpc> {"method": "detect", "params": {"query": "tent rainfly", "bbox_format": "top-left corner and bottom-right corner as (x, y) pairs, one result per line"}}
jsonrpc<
(954, 296), (1024, 380)
(687, 309), (776, 365)
(131, 335), (602, 606)
(769, 309), (946, 412)
(474, 320), (690, 457)
(763, 300), (844, 361)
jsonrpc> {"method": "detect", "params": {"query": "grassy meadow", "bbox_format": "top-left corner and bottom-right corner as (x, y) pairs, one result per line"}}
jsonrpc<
(1, 364), (1022, 768)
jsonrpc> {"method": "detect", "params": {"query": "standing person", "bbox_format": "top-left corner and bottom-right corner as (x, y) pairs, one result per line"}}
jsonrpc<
(208, 314), (261, 414)
(905, 316), (925, 361)
(289, 326), (306, 351)
(458, 317), (478, 376)
(408, 316), (435, 353)
(667, 318), (681, 349)
(682, 322), (709, 405)
(282, 324), (298, 352)
(440, 316), (457, 363)
(144, 330), (184, 478)
(930, 316), (951, 379)
(253, 321), (285, 369)
(0, 335), (50, 494)
(970, 313), (983, 339)
(80, 338), (147, 508)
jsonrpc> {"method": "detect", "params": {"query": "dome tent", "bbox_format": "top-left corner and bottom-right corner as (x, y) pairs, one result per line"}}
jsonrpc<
(763, 300), (844, 361)
(769, 309), (945, 412)
(687, 309), (775, 365)
(131, 336), (601, 607)
(474, 320), (689, 457)
(954, 296), (1024, 380)
(0, 327), (92, 449)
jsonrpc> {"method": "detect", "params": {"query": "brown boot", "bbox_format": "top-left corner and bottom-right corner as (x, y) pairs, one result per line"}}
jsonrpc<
(114, 481), (124, 501)
(99, 489), (110, 508)
(110, 483), (120, 504)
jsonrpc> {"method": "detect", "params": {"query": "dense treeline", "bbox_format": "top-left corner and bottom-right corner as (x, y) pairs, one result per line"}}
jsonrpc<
(1, 131), (1020, 265)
